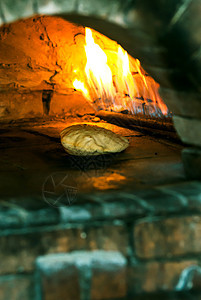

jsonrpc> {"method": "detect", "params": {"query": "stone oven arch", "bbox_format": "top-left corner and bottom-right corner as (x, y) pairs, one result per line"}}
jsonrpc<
(0, 0), (201, 178)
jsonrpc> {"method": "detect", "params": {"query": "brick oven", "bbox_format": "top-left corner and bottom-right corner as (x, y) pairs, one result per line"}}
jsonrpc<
(0, 1), (201, 300)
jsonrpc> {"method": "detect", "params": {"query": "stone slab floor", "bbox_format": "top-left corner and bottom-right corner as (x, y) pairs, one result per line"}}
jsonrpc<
(0, 115), (185, 206)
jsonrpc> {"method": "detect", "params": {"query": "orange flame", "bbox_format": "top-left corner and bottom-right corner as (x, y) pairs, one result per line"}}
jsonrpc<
(73, 27), (168, 117)
(85, 28), (115, 102)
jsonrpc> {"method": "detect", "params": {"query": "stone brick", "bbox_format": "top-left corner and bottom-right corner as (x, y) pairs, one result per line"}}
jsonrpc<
(128, 260), (198, 294)
(90, 251), (127, 300)
(10, 92), (44, 118)
(84, 224), (129, 256)
(0, 223), (128, 274)
(173, 116), (201, 147)
(182, 148), (201, 180)
(50, 91), (95, 117)
(0, 227), (86, 275)
(71, 184), (201, 219)
(0, 206), (59, 229)
(159, 88), (201, 118)
(59, 197), (147, 223)
(36, 253), (80, 300)
(134, 216), (201, 259)
(0, 274), (34, 300)
(0, 91), (44, 120)
(36, 251), (127, 300)
(0, 17), (57, 90)
(60, 205), (94, 223)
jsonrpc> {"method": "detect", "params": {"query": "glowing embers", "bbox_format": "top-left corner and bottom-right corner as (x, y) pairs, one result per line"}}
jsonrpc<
(73, 27), (168, 117)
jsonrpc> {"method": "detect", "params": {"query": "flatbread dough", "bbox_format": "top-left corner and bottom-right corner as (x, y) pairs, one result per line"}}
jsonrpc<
(60, 124), (129, 156)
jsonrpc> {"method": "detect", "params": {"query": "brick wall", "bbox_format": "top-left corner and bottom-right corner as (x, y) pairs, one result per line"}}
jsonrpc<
(0, 181), (201, 299)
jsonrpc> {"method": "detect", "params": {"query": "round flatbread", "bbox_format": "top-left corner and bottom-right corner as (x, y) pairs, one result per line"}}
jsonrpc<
(60, 124), (129, 156)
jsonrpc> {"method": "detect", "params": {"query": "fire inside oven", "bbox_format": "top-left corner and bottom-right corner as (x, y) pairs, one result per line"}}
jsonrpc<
(0, 16), (168, 118)
(0, 15), (183, 199)
(1, 3), (201, 300)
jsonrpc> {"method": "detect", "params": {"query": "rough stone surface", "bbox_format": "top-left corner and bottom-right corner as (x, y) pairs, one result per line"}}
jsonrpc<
(0, 122), (185, 198)
(0, 274), (34, 300)
(0, 0), (200, 95)
(1, 181), (201, 230)
(128, 260), (198, 294)
(0, 16), (84, 90)
(0, 227), (85, 275)
(173, 116), (201, 147)
(0, 90), (95, 119)
(90, 251), (127, 300)
(0, 15), (131, 119)
(82, 224), (129, 256)
(0, 223), (128, 275)
(0, 15), (124, 92)
(50, 91), (95, 116)
(134, 215), (201, 259)
(0, 91), (43, 119)
(36, 253), (80, 300)
(182, 148), (201, 180)
(36, 250), (127, 300)
(60, 199), (146, 223)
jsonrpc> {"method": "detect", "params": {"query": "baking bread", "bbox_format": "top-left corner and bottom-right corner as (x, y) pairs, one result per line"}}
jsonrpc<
(60, 124), (129, 156)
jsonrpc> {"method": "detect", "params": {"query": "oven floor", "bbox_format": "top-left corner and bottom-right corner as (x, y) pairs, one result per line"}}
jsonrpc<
(0, 116), (186, 207)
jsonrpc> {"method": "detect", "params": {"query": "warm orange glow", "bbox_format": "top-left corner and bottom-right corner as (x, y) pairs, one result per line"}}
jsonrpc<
(73, 27), (168, 117)
(90, 172), (126, 190)
(73, 79), (89, 98)
(116, 46), (136, 101)
(84, 28), (115, 102)
(129, 58), (168, 115)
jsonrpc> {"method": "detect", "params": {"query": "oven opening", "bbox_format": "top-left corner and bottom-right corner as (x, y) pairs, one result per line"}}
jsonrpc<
(0, 15), (183, 198)
(0, 8), (200, 300)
